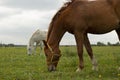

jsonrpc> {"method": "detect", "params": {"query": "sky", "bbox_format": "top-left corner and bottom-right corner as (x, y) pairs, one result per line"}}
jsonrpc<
(0, 0), (119, 45)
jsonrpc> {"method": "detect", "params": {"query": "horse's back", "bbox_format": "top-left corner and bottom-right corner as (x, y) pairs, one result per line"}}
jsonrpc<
(62, 0), (120, 34)
(32, 29), (47, 41)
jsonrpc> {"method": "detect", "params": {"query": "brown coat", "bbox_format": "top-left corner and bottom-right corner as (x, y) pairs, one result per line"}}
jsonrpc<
(43, 0), (120, 72)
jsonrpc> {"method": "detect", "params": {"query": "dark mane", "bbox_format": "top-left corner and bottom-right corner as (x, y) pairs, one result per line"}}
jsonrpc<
(47, 0), (74, 41)
(52, 1), (72, 22)
(52, 0), (76, 22)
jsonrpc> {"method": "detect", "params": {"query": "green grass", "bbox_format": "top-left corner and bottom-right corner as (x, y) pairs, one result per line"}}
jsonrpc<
(0, 46), (120, 80)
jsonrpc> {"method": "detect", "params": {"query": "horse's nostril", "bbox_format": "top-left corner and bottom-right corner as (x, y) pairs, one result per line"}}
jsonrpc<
(48, 65), (56, 72)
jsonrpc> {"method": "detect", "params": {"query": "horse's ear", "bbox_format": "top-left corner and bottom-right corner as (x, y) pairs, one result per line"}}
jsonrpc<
(43, 40), (48, 48)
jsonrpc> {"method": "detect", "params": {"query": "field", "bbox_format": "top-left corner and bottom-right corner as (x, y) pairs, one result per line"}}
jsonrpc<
(0, 46), (120, 80)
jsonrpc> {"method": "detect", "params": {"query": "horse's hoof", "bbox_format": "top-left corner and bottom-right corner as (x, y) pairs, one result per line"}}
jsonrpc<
(76, 68), (81, 72)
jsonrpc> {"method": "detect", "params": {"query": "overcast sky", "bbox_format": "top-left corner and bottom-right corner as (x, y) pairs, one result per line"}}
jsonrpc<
(0, 0), (119, 45)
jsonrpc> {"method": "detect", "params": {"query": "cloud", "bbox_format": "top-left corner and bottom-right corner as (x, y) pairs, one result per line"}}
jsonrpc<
(60, 32), (76, 45)
(0, 0), (65, 10)
(88, 31), (119, 44)
(0, 0), (119, 45)
(0, 6), (21, 19)
(0, 9), (59, 44)
(60, 31), (119, 45)
(0, 9), (57, 44)
(0, 0), (65, 45)
(0, 9), (56, 29)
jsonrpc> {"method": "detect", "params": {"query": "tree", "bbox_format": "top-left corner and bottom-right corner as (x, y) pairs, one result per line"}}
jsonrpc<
(8, 44), (14, 47)
(113, 42), (120, 46)
(97, 42), (106, 46)
(107, 42), (112, 46)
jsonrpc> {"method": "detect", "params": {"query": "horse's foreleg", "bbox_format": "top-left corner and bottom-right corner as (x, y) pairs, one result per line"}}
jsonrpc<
(115, 29), (120, 70)
(34, 43), (38, 55)
(84, 33), (98, 71)
(74, 32), (84, 72)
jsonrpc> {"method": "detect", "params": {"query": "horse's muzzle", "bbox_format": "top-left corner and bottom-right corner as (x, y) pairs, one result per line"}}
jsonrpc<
(48, 65), (56, 72)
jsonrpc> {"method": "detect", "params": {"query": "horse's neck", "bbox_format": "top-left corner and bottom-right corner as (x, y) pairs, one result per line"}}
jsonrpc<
(29, 38), (34, 46)
(47, 24), (66, 51)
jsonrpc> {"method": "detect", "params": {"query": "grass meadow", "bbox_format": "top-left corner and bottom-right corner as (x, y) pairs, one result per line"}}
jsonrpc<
(0, 46), (120, 80)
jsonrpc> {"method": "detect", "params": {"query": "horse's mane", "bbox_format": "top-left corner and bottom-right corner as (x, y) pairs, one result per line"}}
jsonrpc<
(47, 0), (75, 41)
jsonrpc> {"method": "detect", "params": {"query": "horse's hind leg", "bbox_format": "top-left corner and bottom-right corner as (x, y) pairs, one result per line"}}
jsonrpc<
(84, 33), (98, 71)
(116, 28), (120, 40)
(115, 29), (120, 70)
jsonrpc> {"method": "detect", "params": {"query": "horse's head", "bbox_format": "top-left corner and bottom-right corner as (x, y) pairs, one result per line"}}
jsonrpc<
(43, 40), (61, 72)
(27, 44), (35, 55)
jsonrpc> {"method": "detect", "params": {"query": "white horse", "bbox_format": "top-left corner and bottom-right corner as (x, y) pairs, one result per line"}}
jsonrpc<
(27, 29), (47, 55)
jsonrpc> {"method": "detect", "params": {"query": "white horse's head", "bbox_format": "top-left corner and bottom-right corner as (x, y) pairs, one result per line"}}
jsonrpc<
(27, 44), (35, 55)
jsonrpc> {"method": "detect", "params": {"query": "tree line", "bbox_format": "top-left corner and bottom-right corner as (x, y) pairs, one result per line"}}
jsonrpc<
(0, 43), (26, 47)
(0, 42), (120, 47)
(93, 42), (120, 46)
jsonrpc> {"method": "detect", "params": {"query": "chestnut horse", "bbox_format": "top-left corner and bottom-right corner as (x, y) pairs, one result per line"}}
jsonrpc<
(43, 0), (120, 72)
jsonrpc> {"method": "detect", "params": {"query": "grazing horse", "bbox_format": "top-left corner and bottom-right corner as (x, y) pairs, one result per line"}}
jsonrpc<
(43, 0), (120, 72)
(27, 29), (47, 55)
